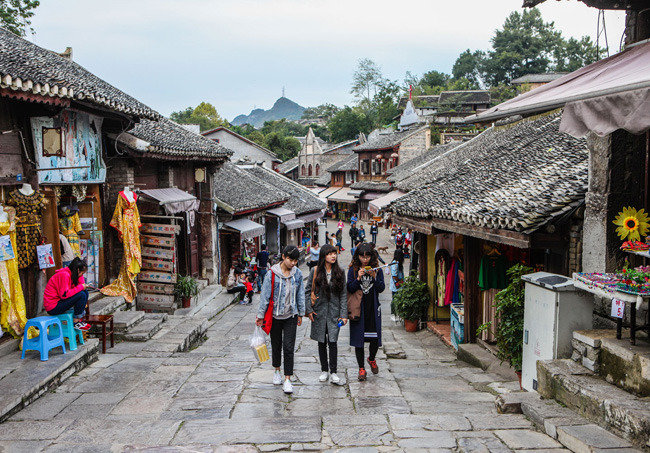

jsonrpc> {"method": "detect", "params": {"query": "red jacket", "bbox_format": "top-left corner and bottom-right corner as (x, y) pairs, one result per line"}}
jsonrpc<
(43, 267), (85, 312)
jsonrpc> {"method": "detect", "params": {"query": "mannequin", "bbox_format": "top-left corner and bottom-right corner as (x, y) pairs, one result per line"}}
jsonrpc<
(18, 183), (34, 196)
(0, 205), (7, 224)
(123, 186), (135, 203)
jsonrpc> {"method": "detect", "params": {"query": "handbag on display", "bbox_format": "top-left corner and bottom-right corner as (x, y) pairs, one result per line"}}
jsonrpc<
(261, 272), (276, 334)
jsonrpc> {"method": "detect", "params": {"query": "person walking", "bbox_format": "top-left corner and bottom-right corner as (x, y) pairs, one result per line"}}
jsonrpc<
(305, 244), (347, 385)
(335, 228), (344, 252)
(337, 219), (344, 232)
(347, 243), (385, 381)
(404, 229), (412, 258)
(349, 223), (359, 249)
(389, 249), (405, 322)
(256, 244), (270, 292)
(308, 241), (321, 269)
(350, 213), (358, 228)
(370, 221), (379, 245)
(257, 245), (305, 394)
(358, 224), (366, 244)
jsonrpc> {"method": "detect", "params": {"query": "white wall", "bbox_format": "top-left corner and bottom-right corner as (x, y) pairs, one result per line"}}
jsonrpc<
(205, 130), (276, 168)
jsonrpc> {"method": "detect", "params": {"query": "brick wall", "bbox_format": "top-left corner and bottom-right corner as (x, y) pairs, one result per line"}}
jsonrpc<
(399, 128), (430, 163)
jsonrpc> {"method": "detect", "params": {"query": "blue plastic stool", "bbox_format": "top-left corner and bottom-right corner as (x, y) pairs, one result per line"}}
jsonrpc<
(21, 316), (66, 361)
(51, 311), (84, 351)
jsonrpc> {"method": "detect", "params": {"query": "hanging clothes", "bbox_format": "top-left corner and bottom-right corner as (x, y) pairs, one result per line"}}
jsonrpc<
(5, 190), (46, 269)
(478, 255), (508, 290)
(59, 212), (83, 257)
(59, 233), (75, 264)
(100, 192), (142, 303)
(444, 257), (462, 306)
(435, 249), (451, 307)
(0, 207), (28, 338)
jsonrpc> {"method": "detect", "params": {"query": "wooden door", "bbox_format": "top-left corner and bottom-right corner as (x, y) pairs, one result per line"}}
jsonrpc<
(188, 212), (199, 278)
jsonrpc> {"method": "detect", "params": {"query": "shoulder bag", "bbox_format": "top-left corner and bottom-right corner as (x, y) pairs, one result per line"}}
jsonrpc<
(261, 272), (276, 334)
(310, 267), (318, 306)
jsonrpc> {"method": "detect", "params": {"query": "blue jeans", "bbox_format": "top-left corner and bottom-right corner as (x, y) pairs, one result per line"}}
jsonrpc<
(257, 268), (268, 292)
(47, 290), (88, 317)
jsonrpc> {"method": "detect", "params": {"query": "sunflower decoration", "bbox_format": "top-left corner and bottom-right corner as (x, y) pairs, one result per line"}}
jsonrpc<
(614, 207), (650, 242)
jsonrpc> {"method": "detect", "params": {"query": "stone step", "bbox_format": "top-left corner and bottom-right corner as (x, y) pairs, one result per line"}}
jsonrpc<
(120, 313), (167, 342)
(0, 338), (19, 358)
(0, 339), (99, 422)
(88, 294), (127, 315)
(113, 310), (145, 332)
(537, 358), (650, 448)
(174, 284), (223, 317)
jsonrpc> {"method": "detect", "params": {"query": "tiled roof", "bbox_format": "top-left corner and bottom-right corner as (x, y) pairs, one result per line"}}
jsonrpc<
(243, 165), (326, 215)
(398, 95), (440, 110)
(278, 156), (299, 174)
(353, 126), (428, 152)
(0, 28), (158, 120)
(125, 117), (232, 161)
(350, 181), (392, 193)
(390, 112), (588, 233)
(438, 90), (490, 105)
(386, 142), (460, 184)
(323, 139), (359, 154)
(314, 172), (332, 187)
(511, 73), (568, 84)
(213, 162), (288, 214)
(327, 154), (358, 172)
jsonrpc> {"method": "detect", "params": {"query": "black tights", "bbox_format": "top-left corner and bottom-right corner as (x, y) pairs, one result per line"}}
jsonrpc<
(355, 339), (379, 368)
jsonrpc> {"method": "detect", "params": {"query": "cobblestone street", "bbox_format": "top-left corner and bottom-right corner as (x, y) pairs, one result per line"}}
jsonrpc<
(0, 225), (565, 452)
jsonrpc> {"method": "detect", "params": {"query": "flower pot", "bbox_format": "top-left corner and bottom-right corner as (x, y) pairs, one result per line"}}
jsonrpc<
(181, 296), (192, 308)
(404, 319), (418, 332)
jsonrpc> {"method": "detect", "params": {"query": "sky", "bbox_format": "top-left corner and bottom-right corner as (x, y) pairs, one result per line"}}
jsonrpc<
(28, 0), (626, 121)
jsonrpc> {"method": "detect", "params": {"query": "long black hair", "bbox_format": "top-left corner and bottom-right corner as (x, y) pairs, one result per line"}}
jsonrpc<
(314, 244), (344, 296)
(68, 257), (88, 286)
(351, 242), (379, 273)
(392, 249), (404, 274)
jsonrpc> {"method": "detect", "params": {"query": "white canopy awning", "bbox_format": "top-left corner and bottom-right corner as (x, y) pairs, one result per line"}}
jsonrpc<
(140, 188), (200, 232)
(223, 218), (265, 240)
(282, 219), (305, 230)
(469, 41), (650, 138)
(328, 187), (357, 203)
(297, 210), (324, 224)
(267, 207), (296, 222)
(369, 190), (406, 216)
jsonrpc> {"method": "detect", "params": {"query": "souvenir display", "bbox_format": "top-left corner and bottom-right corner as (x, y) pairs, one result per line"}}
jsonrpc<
(620, 240), (650, 251)
(58, 205), (82, 257)
(36, 244), (55, 269)
(5, 188), (46, 269)
(100, 190), (142, 303)
(613, 207), (649, 242)
(0, 206), (28, 338)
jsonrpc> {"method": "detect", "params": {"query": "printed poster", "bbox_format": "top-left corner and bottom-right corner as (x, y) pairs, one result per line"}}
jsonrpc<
(36, 243), (55, 269)
(0, 235), (15, 261)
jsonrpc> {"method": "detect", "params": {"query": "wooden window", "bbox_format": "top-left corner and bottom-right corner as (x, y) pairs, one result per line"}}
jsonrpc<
(308, 164), (312, 176)
(315, 164), (320, 176)
(301, 165), (306, 176)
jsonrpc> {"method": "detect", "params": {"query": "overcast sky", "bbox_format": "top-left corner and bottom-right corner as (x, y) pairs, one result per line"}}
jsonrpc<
(29, 1), (625, 121)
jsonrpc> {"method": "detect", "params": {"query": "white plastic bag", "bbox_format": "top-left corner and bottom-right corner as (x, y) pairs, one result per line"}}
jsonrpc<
(250, 325), (269, 363)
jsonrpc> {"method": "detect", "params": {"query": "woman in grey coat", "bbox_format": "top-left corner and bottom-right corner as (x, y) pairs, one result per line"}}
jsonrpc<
(306, 244), (348, 385)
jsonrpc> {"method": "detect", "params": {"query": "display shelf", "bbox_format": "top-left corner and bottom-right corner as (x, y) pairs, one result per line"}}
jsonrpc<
(623, 249), (650, 259)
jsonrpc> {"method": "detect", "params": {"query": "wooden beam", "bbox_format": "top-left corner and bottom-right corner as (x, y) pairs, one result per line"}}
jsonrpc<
(431, 218), (530, 249)
(392, 215), (433, 234)
(463, 235), (482, 344)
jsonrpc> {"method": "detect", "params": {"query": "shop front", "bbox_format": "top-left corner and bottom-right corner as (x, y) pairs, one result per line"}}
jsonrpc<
(220, 218), (265, 286)
(266, 207), (296, 254)
(327, 187), (358, 221)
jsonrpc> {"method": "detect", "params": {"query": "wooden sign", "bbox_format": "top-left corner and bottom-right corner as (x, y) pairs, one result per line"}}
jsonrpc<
(138, 282), (174, 295)
(138, 271), (177, 284)
(142, 258), (173, 272)
(141, 235), (174, 248)
(141, 223), (180, 235)
(141, 247), (174, 260)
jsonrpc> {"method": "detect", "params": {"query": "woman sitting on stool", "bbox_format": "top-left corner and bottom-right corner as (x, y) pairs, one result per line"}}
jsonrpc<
(43, 257), (90, 331)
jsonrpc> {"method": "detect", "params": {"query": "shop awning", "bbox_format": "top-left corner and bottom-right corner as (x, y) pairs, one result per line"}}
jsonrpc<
(469, 40), (650, 137)
(328, 187), (358, 203)
(297, 210), (325, 224)
(369, 190), (406, 216)
(140, 187), (200, 232)
(267, 207), (296, 222)
(282, 219), (305, 230)
(223, 218), (265, 240)
(361, 192), (383, 201)
(319, 187), (342, 199)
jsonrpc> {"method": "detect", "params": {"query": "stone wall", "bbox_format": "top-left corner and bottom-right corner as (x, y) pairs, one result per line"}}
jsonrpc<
(399, 128), (431, 164)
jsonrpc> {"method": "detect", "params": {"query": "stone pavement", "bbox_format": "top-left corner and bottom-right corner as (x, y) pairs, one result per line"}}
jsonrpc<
(1, 223), (569, 452)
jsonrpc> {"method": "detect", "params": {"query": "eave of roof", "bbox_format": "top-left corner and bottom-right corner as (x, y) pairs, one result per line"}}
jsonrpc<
(202, 126), (279, 161)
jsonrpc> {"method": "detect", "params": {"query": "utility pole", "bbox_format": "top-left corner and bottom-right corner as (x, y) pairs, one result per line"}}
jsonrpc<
(282, 86), (285, 98)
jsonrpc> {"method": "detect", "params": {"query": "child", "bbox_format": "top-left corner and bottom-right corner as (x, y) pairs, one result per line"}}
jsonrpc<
(305, 244), (347, 384)
(243, 273), (255, 304)
(257, 245), (305, 394)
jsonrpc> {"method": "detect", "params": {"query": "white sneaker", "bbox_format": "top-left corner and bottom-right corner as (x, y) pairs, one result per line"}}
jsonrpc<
(319, 371), (329, 382)
(330, 373), (341, 385)
(273, 370), (282, 385)
(283, 378), (293, 394)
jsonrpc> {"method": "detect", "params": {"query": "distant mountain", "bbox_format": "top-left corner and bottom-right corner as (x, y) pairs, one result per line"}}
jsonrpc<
(231, 97), (306, 128)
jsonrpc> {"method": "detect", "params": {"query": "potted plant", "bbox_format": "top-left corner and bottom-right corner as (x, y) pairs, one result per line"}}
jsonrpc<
(174, 275), (199, 308)
(478, 264), (533, 386)
(393, 274), (430, 332)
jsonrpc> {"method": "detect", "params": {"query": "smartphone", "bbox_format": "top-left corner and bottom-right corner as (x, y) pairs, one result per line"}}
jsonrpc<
(364, 266), (372, 271)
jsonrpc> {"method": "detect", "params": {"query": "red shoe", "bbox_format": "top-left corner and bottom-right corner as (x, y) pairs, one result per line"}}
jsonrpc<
(358, 368), (367, 381)
(367, 358), (379, 374)
(74, 322), (90, 331)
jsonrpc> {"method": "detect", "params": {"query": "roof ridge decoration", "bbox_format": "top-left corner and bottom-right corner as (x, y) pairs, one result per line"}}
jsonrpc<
(0, 28), (159, 120)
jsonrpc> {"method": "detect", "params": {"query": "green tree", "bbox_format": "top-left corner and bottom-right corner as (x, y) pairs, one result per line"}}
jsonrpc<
(554, 36), (601, 72)
(264, 132), (301, 162)
(351, 58), (383, 103)
(369, 79), (401, 128)
(420, 70), (451, 89)
(328, 107), (372, 143)
(1, 0), (39, 36)
(452, 49), (485, 86)
(302, 104), (340, 120)
(170, 102), (228, 132)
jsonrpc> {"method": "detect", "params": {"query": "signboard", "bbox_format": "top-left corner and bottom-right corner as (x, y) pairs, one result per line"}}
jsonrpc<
(611, 299), (625, 319)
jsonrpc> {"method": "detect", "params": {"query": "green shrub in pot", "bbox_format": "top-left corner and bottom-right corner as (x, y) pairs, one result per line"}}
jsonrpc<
(393, 274), (430, 323)
(174, 275), (199, 307)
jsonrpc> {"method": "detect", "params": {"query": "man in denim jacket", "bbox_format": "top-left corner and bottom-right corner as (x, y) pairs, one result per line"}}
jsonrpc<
(257, 245), (305, 393)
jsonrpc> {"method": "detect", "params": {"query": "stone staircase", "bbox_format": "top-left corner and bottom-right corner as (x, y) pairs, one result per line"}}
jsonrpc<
(536, 329), (650, 450)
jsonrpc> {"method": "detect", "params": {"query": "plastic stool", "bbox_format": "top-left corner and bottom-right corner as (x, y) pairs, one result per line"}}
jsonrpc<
(21, 316), (66, 361)
(51, 311), (81, 351)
